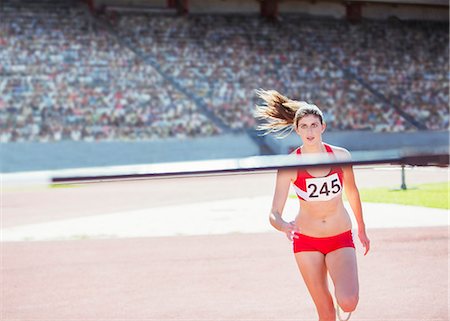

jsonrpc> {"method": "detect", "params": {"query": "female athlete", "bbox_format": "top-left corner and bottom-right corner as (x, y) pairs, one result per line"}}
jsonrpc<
(255, 90), (370, 321)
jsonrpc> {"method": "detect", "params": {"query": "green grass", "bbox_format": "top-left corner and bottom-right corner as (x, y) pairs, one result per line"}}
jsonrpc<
(49, 183), (80, 188)
(289, 182), (449, 209)
(357, 182), (449, 210)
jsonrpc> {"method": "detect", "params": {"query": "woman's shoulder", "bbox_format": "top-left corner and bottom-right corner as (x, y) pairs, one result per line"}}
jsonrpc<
(279, 148), (299, 180)
(277, 167), (298, 183)
(325, 143), (352, 160)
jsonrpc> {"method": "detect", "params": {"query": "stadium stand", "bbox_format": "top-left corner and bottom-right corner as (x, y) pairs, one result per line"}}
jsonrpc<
(0, 0), (448, 143)
(105, 13), (448, 132)
(0, 0), (221, 142)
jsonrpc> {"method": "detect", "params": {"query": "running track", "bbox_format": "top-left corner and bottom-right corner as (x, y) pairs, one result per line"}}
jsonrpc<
(2, 166), (449, 320)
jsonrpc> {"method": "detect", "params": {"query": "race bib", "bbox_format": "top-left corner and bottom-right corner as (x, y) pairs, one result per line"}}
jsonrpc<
(294, 173), (342, 201)
(305, 173), (342, 201)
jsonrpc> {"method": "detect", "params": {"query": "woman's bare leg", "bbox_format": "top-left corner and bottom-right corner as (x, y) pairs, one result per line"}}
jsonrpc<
(295, 252), (336, 321)
(325, 247), (359, 313)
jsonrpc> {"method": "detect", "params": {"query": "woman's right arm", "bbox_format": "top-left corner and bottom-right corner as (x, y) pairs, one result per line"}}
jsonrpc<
(270, 169), (299, 240)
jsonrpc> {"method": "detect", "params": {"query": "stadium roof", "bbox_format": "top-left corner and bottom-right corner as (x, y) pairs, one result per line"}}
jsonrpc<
(350, 0), (448, 6)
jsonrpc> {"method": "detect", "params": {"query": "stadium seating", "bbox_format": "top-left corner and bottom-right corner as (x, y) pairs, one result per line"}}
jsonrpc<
(0, 1), (221, 142)
(109, 13), (448, 132)
(1, 1), (448, 142)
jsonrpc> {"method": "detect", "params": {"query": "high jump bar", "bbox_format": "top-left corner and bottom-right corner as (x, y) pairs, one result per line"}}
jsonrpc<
(51, 145), (449, 184)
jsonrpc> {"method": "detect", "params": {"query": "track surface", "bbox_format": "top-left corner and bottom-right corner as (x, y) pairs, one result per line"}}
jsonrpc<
(3, 166), (448, 227)
(2, 166), (449, 320)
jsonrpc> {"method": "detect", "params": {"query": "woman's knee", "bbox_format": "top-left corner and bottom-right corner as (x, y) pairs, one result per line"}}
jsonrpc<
(337, 293), (359, 312)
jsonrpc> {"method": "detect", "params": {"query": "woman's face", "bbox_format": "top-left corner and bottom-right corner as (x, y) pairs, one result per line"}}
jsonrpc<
(295, 114), (326, 146)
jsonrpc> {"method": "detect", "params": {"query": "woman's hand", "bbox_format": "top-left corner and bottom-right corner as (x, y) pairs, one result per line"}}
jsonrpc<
(358, 228), (370, 255)
(282, 221), (301, 242)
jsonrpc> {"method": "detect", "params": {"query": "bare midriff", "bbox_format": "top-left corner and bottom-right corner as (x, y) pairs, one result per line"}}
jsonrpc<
(294, 196), (352, 237)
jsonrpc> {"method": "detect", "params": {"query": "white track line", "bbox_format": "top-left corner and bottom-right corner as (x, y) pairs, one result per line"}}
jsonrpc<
(1, 196), (448, 242)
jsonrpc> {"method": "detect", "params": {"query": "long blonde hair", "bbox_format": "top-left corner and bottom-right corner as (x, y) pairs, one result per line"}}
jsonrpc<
(254, 89), (324, 138)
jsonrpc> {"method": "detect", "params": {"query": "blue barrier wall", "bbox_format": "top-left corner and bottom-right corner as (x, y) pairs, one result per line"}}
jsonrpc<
(263, 130), (449, 154)
(1, 133), (259, 173)
(2, 131), (448, 173)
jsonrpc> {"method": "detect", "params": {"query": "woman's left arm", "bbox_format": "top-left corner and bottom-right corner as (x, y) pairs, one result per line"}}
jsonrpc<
(340, 151), (371, 255)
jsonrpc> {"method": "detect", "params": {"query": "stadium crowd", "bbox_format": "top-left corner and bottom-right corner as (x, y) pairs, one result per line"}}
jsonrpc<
(0, 3), (220, 142)
(109, 14), (448, 132)
(1, 2), (448, 142)
(322, 19), (449, 130)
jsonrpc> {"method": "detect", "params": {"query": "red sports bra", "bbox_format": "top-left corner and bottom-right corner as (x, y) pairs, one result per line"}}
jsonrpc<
(292, 144), (344, 202)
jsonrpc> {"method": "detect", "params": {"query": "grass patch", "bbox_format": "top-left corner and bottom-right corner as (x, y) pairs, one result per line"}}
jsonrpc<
(357, 182), (449, 209)
(289, 182), (449, 209)
(49, 183), (80, 189)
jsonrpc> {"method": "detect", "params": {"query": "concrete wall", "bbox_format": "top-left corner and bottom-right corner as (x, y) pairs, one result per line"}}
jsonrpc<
(349, 0), (448, 5)
(95, 0), (167, 8)
(3, 131), (448, 173)
(92, 0), (448, 21)
(189, 0), (259, 14)
(362, 3), (449, 21)
(279, 1), (448, 21)
(1, 133), (260, 173)
(263, 130), (450, 154)
(279, 1), (345, 18)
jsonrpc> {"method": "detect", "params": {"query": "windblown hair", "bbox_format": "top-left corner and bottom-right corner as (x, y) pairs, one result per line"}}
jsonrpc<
(254, 89), (324, 138)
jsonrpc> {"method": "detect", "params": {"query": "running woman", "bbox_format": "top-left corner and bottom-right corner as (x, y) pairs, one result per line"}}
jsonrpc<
(254, 90), (370, 321)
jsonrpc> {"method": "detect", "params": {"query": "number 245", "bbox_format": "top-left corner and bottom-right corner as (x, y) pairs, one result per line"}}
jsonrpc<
(308, 178), (341, 198)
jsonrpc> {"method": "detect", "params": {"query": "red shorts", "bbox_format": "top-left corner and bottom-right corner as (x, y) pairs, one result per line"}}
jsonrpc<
(293, 230), (355, 255)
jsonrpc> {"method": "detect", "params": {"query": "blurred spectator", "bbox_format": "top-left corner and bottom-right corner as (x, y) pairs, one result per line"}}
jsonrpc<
(0, 2), (221, 142)
(109, 13), (447, 131)
(1, 3), (448, 143)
